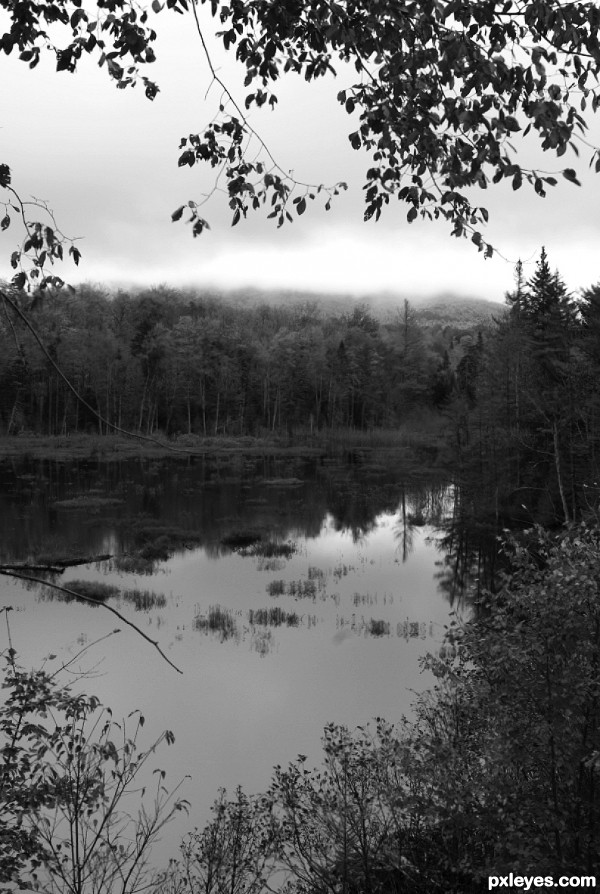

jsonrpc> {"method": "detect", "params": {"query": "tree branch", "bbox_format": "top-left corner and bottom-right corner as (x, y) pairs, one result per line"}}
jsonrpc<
(0, 570), (183, 674)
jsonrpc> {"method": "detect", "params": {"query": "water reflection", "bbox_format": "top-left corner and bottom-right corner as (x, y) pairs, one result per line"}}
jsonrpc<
(0, 451), (495, 863)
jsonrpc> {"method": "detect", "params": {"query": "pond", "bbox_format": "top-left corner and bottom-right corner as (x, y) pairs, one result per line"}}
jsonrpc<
(0, 450), (468, 868)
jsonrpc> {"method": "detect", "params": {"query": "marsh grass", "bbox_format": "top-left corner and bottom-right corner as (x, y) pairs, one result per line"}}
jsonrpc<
(333, 563), (354, 580)
(368, 619), (391, 637)
(266, 575), (327, 600)
(221, 529), (264, 549)
(114, 555), (155, 574)
(193, 605), (239, 641)
(266, 579), (286, 597)
(248, 607), (301, 627)
(287, 579), (317, 600)
(41, 579), (120, 605)
(112, 520), (204, 571)
(240, 541), (297, 559)
(121, 589), (167, 611)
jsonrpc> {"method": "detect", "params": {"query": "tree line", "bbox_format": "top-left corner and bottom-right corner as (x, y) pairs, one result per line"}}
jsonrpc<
(2, 248), (600, 530)
(448, 249), (600, 527)
(0, 286), (467, 438)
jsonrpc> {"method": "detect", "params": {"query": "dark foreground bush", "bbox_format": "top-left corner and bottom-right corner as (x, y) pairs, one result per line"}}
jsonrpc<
(5, 524), (600, 893)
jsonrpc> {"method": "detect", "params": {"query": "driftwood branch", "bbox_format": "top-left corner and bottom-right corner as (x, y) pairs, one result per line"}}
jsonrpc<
(0, 570), (183, 675)
(0, 555), (112, 573)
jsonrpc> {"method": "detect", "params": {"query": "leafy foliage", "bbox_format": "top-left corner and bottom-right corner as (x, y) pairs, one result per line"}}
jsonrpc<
(171, 0), (600, 250)
(168, 523), (600, 892)
(3, 0), (600, 265)
(0, 651), (187, 893)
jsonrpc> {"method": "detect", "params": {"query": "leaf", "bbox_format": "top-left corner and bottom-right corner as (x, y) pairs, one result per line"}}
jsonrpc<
(296, 197), (306, 215)
(0, 163), (11, 188)
(171, 205), (185, 222)
(1, 213), (9, 230)
(562, 168), (581, 185)
(407, 206), (418, 223)
(152, 0), (163, 10)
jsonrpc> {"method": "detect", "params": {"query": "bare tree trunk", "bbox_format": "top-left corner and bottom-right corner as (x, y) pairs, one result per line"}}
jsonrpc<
(553, 419), (570, 523)
(214, 391), (220, 436)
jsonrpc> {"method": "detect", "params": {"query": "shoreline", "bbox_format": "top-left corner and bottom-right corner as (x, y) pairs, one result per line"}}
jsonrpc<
(0, 426), (445, 464)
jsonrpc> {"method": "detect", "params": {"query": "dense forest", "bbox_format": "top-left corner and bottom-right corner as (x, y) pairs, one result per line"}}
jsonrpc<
(0, 284), (487, 437)
(1, 248), (600, 526)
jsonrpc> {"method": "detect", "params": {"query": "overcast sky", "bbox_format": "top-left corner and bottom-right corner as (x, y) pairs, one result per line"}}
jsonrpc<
(3, 5), (600, 304)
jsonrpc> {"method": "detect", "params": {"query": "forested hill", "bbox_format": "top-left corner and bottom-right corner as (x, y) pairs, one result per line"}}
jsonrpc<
(195, 285), (502, 329)
(411, 295), (501, 328)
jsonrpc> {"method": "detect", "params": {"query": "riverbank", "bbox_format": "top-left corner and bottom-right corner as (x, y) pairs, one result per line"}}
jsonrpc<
(0, 417), (447, 462)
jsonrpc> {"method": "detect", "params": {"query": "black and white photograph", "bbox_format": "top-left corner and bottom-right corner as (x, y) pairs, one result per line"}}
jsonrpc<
(1, 2), (600, 891)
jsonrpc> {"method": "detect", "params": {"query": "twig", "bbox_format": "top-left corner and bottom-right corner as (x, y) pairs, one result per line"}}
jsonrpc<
(0, 570), (183, 675)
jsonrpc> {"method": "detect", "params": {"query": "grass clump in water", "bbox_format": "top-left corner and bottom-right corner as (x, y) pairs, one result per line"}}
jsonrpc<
(221, 529), (264, 549)
(266, 579), (286, 597)
(43, 579), (120, 605)
(248, 607), (301, 627)
(121, 589), (167, 611)
(115, 520), (204, 572)
(241, 541), (297, 559)
(368, 619), (391, 637)
(193, 605), (238, 641)
(287, 579), (317, 600)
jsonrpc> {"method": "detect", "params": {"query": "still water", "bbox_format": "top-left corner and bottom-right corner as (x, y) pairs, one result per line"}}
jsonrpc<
(0, 451), (463, 865)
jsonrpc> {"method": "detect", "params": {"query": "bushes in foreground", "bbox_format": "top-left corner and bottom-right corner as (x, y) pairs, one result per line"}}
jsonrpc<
(2, 523), (600, 892)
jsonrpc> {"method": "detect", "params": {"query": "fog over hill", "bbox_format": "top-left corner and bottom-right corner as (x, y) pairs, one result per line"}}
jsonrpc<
(183, 284), (505, 327)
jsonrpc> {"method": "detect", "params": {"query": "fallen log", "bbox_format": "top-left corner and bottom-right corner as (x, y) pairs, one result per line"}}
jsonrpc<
(0, 554), (112, 573)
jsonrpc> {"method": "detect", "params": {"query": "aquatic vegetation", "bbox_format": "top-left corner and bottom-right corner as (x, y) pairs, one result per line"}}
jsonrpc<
(307, 566), (325, 582)
(241, 541), (297, 559)
(121, 589), (167, 611)
(130, 522), (203, 554)
(257, 557), (286, 572)
(287, 579), (317, 600)
(221, 529), (264, 549)
(333, 563), (354, 580)
(397, 620), (432, 640)
(353, 592), (378, 606)
(114, 520), (205, 570)
(193, 605), (239, 641)
(113, 555), (155, 575)
(248, 607), (301, 627)
(251, 628), (275, 656)
(266, 579), (286, 597)
(368, 619), (390, 637)
(41, 579), (120, 604)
